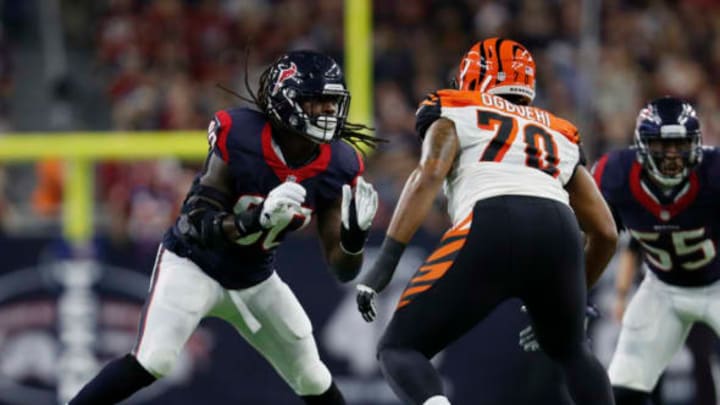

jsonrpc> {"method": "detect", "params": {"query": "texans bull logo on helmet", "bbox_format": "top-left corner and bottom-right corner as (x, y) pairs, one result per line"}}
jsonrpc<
(271, 62), (298, 96)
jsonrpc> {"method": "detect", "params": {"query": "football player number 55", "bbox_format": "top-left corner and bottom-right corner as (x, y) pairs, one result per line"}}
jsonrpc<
(477, 110), (560, 178)
(631, 228), (717, 271)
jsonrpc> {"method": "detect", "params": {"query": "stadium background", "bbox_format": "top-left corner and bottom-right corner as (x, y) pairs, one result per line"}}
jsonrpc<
(0, 0), (719, 404)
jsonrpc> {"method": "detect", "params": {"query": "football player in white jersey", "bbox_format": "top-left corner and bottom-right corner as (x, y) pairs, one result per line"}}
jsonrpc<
(355, 38), (618, 405)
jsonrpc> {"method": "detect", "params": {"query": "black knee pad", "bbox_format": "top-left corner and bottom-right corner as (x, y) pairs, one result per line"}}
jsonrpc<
(613, 386), (653, 405)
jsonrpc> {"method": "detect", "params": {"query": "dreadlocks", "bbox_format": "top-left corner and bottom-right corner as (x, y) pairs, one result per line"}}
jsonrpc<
(217, 51), (384, 154)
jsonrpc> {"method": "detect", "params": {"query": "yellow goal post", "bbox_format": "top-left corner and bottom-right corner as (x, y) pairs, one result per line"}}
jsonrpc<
(0, 0), (373, 248)
(0, 131), (208, 246)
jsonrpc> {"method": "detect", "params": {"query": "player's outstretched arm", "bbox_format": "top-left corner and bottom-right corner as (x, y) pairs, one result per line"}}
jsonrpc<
(316, 177), (378, 283)
(356, 117), (459, 322)
(566, 166), (619, 289)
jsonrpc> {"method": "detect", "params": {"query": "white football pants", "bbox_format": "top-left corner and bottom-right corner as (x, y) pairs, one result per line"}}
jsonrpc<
(608, 270), (720, 391)
(131, 246), (333, 396)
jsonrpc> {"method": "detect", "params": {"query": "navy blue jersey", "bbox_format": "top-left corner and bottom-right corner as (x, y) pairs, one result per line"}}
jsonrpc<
(593, 147), (720, 286)
(163, 108), (363, 289)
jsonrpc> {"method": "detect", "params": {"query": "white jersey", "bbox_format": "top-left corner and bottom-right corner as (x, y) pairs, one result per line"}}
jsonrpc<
(416, 90), (584, 225)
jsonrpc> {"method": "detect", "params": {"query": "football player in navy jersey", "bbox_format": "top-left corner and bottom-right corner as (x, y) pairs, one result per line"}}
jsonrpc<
(69, 50), (379, 405)
(593, 96), (720, 405)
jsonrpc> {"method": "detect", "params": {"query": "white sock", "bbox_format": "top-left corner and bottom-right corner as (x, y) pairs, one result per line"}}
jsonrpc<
(423, 395), (451, 405)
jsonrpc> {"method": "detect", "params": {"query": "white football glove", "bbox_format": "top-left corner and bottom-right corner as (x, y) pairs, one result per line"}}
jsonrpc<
(260, 181), (306, 228)
(341, 176), (378, 231)
(340, 176), (378, 254)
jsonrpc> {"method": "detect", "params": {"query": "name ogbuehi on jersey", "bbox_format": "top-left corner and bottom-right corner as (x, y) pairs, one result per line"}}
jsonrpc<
(478, 93), (550, 126)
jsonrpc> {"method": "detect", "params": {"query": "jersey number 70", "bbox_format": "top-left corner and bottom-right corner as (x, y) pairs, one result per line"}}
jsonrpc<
(476, 110), (560, 178)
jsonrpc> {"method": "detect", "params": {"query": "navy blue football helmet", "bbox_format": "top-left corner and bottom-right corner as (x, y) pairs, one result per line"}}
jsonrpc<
(262, 50), (349, 143)
(634, 97), (703, 187)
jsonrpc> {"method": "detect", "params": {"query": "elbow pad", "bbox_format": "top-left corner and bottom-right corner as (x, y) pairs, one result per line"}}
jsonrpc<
(178, 208), (229, 249)
(178, 207), (263, 249)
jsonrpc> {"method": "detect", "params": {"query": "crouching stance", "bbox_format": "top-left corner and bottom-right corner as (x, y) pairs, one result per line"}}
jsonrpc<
(69, 50), (379, 405)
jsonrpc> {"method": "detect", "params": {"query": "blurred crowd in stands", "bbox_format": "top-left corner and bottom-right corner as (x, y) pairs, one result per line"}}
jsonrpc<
(1, 0), (720, 245)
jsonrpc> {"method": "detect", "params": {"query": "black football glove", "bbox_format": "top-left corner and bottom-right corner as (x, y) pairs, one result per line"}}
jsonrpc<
(177, 205), (264, 250)
(356, 285), (378, 322)
(177, 211), (230, 249)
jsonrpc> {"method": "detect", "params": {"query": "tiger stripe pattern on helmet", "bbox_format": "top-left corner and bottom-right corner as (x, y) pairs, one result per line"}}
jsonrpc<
(455, 37), (536, 103)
